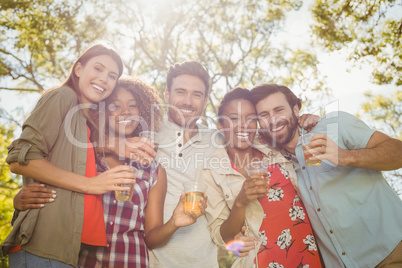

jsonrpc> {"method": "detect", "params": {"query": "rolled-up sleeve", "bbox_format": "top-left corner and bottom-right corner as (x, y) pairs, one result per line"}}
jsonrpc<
(6, 87), (78, 165)
(202, 169), (231, 248)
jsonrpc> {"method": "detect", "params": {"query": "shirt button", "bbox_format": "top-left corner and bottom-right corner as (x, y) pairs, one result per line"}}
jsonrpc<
(302, 166), (306, 170)
(113, 200), (117, 204)
(177, 132), (181, 136)
(309, 186), (313, 190)
(178, 143), (182, 147)
(342, 252), (346, 256)
(317, 208), (321, 212)
(110, 221), (113, 225)
(107, 244), (109, 247)
(329, 230), (333, 234)
(225, 194), (229, 199)
(178, 153), (183, 157)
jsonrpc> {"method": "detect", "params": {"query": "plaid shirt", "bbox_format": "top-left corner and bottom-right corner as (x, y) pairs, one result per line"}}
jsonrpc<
(78, 157), (159, 268)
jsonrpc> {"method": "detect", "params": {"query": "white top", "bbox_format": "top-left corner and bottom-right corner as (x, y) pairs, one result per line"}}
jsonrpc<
(148, 118), (224, 268)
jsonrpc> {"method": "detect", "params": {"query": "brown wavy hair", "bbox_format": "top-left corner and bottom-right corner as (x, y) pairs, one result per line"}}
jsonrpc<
(63, 43), (124, 97)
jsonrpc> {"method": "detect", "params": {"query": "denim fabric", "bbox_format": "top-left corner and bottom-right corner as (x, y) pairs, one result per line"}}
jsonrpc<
(9, 250), (73, 268)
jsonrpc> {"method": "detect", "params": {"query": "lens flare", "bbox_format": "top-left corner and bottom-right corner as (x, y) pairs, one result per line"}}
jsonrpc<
(225, 239), (244, 257)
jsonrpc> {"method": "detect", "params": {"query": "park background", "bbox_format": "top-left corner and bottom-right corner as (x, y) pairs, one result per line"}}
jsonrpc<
(0, 0), (401, 267)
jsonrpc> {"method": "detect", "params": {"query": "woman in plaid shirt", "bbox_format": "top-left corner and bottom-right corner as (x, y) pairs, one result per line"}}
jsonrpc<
(14, 76), (206, 268)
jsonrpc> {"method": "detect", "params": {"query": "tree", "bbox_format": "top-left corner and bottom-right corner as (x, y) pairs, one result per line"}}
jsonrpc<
(104, 0), (330, 123)
(360, 90), (401, 139)
(0, 0), (107, 94)
(310, 0), (402, 86)
(310, 0), (402, 199)
(0, 123), (19, 268)
(1, 0), (331, 121)
(357, 90), (402, 197)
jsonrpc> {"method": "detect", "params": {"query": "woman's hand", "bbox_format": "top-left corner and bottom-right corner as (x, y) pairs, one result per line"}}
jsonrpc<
(86, 165), (136, 194)
(113, 136), (157, 165)
(171, 192), (207, 227)
(234, 226), (257, 257)
(14, 183), (56, 211)
(235, 176), (269, 208)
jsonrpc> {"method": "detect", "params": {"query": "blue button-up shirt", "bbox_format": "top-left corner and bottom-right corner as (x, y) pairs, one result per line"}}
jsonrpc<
(283, 111), (402, 268)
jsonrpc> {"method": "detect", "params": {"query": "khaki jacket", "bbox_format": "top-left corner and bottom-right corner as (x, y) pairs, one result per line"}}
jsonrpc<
(2, 86), (88, 267)
(200, 141), (297, 267)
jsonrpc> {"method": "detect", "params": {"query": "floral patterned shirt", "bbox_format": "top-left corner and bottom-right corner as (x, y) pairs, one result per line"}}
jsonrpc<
(254, 163), (322, 268)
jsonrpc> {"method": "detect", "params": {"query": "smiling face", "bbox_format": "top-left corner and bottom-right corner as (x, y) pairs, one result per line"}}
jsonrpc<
(219, 99), (258, 150)
(255, 92), (299, 147)
(164, 74), (208, 129)
(74, 54), (120, 104)
(107, 87), (140, 137)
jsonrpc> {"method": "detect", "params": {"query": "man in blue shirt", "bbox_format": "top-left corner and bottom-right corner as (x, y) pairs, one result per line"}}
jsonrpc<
(250, 84), (402, 268)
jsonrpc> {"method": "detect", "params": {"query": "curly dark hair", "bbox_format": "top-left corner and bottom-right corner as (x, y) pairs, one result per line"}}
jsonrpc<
(217, 87), (253, 125)
(106, 76), (164, 136)
(90, 76), (164, 149)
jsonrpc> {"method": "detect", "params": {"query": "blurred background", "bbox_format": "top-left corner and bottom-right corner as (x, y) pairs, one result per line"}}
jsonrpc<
(1, 0), (401, 267)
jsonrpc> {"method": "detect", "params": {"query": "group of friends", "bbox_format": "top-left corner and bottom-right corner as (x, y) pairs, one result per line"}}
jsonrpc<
(1, 43), (402, 268)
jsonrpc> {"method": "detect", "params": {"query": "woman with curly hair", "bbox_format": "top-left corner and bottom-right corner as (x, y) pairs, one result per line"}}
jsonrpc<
(79, 76), (207, 267)
(14, 76), (206, 268)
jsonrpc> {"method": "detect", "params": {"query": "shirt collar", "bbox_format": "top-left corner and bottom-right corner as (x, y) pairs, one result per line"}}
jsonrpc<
(280, 127), (303, 163)
(163, 116), (209, 143)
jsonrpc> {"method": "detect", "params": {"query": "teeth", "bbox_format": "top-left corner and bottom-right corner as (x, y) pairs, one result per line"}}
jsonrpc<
(93, 84), (104, 92)
(180, 109), (192, 114)
(236, 132), (249, 138)
(272, 125), (285, 132)
(118, 120), (132, 124)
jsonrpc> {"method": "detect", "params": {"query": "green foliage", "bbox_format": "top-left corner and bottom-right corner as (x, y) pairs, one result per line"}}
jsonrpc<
(357, 90), (402, 197)
(99, 0), (329, 124)
(1, 0), (331, 120)
(0, 124), (20, 267)
(358, 90), (402, 140)
(311, 0), (401, 196)
(0, 0), (107, 93)
(12, 0), (331, 126)
(310, 0), (402, 86)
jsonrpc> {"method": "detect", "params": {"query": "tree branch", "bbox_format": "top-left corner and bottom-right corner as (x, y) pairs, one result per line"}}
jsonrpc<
(0, 87), (40, 93)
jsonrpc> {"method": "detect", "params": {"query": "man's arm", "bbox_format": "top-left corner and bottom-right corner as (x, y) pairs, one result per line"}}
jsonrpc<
(345, 131), (402, 170)
(310, 131), (402, 171)
(144, 166), (207, 249)
(14, 183), (56, 211)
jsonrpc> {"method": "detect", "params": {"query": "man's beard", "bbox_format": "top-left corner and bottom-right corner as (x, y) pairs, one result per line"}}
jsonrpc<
(259, 112), (298, 149)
